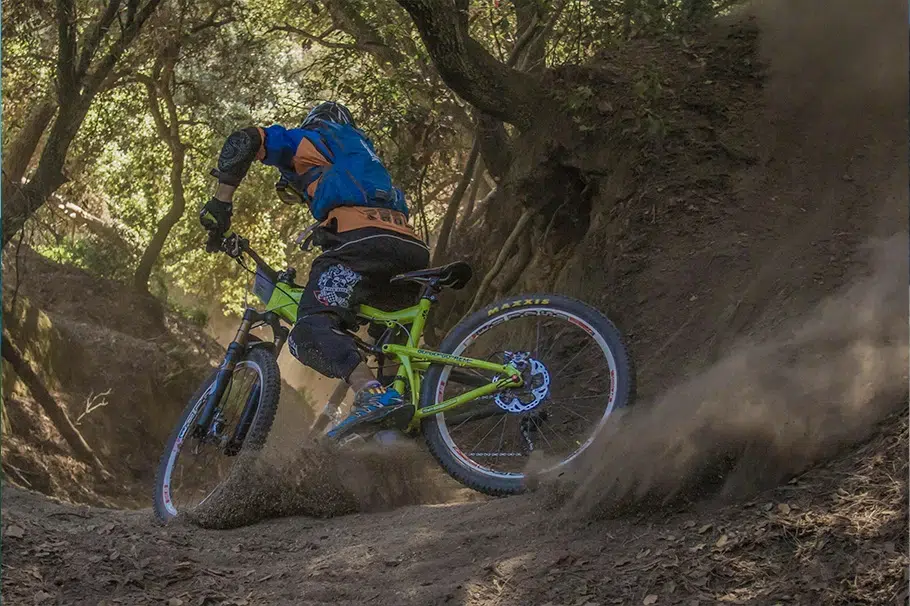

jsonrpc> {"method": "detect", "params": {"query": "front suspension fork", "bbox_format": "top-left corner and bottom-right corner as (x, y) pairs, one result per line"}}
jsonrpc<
(224, 382), (260, 455)
(194, 310), (256, 437)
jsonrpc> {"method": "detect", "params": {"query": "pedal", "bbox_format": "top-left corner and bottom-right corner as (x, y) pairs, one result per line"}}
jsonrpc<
(373, 429), (409, 447)
(379, 404), (415, 431)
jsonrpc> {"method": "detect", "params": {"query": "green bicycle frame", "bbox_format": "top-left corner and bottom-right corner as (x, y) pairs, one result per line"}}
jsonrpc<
(260, 276), (523, 429)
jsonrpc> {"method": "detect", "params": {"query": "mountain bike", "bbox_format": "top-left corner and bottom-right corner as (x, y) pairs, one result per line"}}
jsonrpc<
(153, 233), (635, 522)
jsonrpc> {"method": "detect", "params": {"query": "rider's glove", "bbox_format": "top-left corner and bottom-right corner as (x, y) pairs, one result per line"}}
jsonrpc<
(199, 197), (233, 253)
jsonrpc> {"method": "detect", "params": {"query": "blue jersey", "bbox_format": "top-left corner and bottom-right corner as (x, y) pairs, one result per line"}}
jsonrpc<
(258, 122), (408, 221)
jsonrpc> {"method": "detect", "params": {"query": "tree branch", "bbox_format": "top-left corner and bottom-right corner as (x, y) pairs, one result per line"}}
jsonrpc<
(2, 331), (109, 475)
(75, 0), (121, 80)
(506, 12), (540, 68)
(135, 74), (170, 141)
(518, 0), (568, 72)
(158, 58), (182, 144)
(124, 0), (140, 26)
(323, 0), (408, 69)
(458, 161), (485, 230)
(269, 24), (360, 51)
(396, 0), (546, 130)
(190, 4), (235, 33)
(82, 0), (164, 101)
(433, 131), (481, 265)
(55, 0), (79, 98)
(467, 207), (535, 314)
(53, 196), (133, 251)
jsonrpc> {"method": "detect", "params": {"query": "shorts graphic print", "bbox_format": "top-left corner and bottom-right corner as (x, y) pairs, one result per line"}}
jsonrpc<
(313, 264), (361, 307)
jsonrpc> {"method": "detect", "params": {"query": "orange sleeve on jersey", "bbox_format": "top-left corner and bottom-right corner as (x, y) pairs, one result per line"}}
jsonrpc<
(293, 137), (331, 174)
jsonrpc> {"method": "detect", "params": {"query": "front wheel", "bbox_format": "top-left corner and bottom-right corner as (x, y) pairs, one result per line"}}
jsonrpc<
(420, 294), (635, 496)
(153, 346), (281, 522)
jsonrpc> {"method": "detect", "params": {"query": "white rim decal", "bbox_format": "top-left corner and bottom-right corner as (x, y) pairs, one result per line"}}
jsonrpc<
(434, 307), (619, 481)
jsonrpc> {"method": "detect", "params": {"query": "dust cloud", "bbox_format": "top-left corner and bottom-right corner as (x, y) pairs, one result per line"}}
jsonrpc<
(542, 0), (909, 517)
(185, 438), (478, 529)
(541, 233), (907, 517)
(203, 305), (341, 449)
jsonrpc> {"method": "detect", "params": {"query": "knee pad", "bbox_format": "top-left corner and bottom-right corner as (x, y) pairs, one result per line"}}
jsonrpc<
(287, 313), (362, 379)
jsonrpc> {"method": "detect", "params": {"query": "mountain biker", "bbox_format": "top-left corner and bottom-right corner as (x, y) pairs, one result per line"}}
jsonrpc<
(199, 101), (429, 440)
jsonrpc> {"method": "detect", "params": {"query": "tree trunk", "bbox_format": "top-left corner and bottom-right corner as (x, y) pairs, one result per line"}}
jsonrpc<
(514, 0), (548, 72)
(458, 159), (485, 229)
(317, 0), (473, 136)
(2, 99), (86, 248)
(134, 144), (186, 291)
(1, 0), (164, 249)
(683, 0), (714, 23)
(1, 332), (108, 474)
(2, 96), (57, 189)
(432, 134), (481, 265)
(396, 0), (547, 130)
(476, 114), (512, 181)
(54, 196), (132, 251)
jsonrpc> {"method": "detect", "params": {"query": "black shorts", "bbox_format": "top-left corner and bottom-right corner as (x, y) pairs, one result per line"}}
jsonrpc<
(287, 227), (430, 379)
(301, 226), (430, 320)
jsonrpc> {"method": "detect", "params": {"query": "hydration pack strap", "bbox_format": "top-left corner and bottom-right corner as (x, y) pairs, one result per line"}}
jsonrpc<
(295, 222), (322, 252)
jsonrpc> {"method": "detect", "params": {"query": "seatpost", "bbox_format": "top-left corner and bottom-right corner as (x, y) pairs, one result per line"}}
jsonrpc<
(418, 278), (440, 302)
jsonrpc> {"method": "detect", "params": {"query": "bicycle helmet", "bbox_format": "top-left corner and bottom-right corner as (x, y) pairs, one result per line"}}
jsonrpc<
(301, 101), (356, 129)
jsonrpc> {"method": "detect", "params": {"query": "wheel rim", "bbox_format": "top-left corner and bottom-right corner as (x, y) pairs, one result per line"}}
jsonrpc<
(433, 307), (619, 481)
(160, 361), (263, 518)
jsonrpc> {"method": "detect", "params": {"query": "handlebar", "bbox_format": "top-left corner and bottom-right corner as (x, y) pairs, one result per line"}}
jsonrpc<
(216, 232), (279, 282)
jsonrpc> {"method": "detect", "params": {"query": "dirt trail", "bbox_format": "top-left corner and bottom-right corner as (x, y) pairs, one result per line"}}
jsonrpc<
(2, 0), (908, 604)
(3, 409), (905, 605)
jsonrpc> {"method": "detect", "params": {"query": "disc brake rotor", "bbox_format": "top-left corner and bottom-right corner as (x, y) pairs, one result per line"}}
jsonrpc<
(494, 354), (550, 413)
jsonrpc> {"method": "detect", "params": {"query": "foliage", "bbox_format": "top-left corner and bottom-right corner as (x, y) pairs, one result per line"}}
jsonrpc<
(33, 235), (136, 284)
(1, 0), (734, 316)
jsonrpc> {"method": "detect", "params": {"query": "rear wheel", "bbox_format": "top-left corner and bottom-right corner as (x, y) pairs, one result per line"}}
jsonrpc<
(153, 347), (281, 522)
(420, 294), (635, 496)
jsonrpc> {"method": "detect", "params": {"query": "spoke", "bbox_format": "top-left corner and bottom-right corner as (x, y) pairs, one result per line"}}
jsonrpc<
(497, 412), (507, 454)
(540, 325), (577, 361)
(552, 340), (594, 379)
(553, 404), (592, 423)
(468, 414), (507, 453)
(449, 410), (481, 432)
(552, 364), (607, 383)
(530, 416), (554, 451)
(536, 415), (573, 451)
(455, 413), (496, 448)
(549, 391), (612, 403)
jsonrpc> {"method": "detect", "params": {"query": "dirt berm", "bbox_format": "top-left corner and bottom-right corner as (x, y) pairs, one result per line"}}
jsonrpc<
(1, 249), (313, 509)
(2, 1), (907, 604)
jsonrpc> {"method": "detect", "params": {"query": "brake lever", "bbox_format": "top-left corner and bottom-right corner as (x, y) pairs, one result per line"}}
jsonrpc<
(223, 233), (243, 258)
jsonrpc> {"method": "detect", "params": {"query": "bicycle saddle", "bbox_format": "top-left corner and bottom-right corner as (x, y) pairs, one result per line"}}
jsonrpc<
(389, 261), (473, 290)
